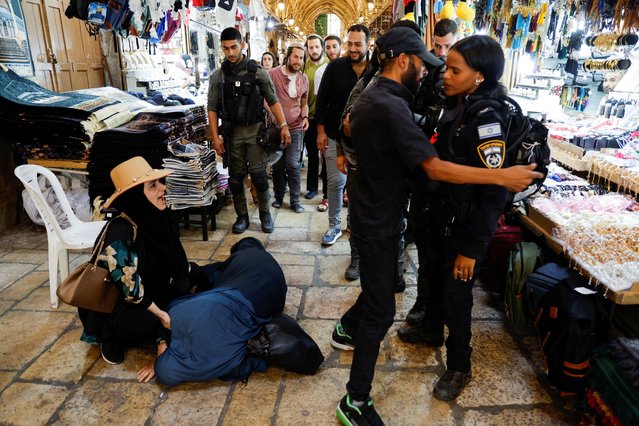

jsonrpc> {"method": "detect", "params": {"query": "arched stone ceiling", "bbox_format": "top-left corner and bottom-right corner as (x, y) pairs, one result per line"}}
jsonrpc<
(263, 0), (386, 34)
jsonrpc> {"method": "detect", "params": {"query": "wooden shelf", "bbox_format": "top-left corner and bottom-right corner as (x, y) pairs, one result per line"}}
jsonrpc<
(27, 159), (89, 175)
(28, 159), (88, 169)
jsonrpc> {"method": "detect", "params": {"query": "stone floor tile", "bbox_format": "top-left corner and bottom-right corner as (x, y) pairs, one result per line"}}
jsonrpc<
(463, 406), (576, 425)
(0, 248), (48, 264)
(455, 321), (552, 407)
(178, 226), (227, 242)
(283, 286), (303, 319)
(211, 233), (268, 259)
(302, 287), (359, 320)
(0, 370), (16, 392)
(87, 346), (155, 380)
(386, 322), (440, 368)
(267, 241), (327, 255)
(0, 299), (15, 316)
(372, 370), (454, 426)
(0, 310), (74, 369)
(269, 227), (308, 241)
(472, 287), (505, 320)
(308, 205), (348, 224)
(0, 224), (47, 250)
(0, 263), (37, 291)
(181, 239), (217, 260)
(56, 379), (158, 425)
(271, 211), (309, 228)
(275, 367), (348, 425)
(270, 253), (315, 266)
(224, 368), (284, 424)
(0, 271), (48, 300)
(395, 285), (417, 321)
(150, 381), (230, 425)
(318, 256), (353, 285)
(282, 264), (314, 286)
(21, 327), (100, 383)
(309, 213), (330, 232)
(0, 382), (69, 425)
(14, 287), (76, 312)
(318, 240), (351, 255)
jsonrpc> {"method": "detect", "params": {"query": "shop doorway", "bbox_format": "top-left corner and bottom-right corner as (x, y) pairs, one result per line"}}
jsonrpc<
(20, 0), (104, 91)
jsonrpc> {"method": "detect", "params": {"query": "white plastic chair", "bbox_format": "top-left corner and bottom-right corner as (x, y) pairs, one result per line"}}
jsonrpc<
(14, 165), (107, 308)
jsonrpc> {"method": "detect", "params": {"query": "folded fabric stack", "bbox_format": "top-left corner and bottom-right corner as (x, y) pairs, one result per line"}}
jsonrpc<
(88, 105), (208, 203)
(583, 337), (639, 425)
(0, 68), (151, 162)
(162, 141), (217, 210)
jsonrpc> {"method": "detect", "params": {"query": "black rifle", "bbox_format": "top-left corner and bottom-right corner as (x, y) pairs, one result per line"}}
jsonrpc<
(218, 76), (232, 168)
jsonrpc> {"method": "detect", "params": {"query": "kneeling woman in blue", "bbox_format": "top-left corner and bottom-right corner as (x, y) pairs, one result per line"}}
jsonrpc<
(140, 237), (287, 385)
(419, 35), (509, 401)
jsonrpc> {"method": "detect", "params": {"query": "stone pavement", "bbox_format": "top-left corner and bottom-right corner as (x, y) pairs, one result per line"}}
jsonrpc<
(0, 193), (578, 425)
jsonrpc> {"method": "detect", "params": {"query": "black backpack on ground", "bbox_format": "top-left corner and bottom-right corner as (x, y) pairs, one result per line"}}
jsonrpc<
(526, 262), (576, 314)
(534, 273), (607, 396)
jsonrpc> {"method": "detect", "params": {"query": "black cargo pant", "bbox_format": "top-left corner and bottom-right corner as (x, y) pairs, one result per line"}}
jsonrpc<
(420, 226), (483, 374)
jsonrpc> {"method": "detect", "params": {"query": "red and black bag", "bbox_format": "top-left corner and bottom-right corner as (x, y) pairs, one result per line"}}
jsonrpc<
(480, 215), (525, 294)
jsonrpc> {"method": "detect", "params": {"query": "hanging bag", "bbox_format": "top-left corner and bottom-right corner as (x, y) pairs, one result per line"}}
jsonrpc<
(56, 214), (137, 313)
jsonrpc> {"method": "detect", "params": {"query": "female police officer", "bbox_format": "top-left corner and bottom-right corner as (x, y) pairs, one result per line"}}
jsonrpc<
(414, 35), (511, 402)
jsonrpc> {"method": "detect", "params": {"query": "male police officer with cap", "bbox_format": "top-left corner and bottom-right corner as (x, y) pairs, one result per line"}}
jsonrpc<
(331, 27), (542, 426)
(208, 27), (291, 234)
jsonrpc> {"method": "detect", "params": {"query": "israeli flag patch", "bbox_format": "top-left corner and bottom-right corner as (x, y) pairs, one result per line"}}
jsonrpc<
(477, 123), (502, 140)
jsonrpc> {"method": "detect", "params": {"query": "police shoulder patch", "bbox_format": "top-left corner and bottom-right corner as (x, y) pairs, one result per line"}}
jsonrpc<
(477, 140), (505, 169)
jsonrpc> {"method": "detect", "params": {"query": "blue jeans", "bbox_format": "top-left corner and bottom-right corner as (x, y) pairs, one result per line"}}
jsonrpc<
(325, 137), (347, 229)
(272, 130), (303, 205)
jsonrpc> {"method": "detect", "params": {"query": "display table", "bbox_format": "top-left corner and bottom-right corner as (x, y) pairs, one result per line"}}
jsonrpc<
(520, 204), (639, 305)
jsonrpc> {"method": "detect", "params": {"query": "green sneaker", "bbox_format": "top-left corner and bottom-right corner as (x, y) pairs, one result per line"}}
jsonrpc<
(331, 322), (354, 351)
(337, 394), (385, 426)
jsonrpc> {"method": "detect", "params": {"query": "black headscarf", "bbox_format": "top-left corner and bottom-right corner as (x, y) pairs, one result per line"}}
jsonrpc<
(111, 184), (189, 308)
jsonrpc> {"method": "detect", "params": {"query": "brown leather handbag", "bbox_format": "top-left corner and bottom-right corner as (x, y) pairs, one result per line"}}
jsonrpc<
(56, 214), (137, 313)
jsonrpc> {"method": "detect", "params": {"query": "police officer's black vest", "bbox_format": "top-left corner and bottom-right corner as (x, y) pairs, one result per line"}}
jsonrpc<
(220, 59), (264, 126)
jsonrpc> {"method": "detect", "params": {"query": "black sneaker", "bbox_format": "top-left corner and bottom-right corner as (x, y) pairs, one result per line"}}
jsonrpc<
(344, 257), (360, 281)
(337, 394), (385, 426)
(291, 203), (305, 213)
(101, 340), (125, 365)
(331, 322), (355, 351)
(397, 325), (444, 346)
(433, 369), (471, 401)
(232, 215), (250, 234)
(271, 198), (283, 209)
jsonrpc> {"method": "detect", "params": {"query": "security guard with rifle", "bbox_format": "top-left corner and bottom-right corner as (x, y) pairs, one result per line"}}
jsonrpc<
(207, 27), (291, 234)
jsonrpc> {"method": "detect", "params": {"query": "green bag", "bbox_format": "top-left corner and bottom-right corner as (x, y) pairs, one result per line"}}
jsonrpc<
(504, 241), (543, 335)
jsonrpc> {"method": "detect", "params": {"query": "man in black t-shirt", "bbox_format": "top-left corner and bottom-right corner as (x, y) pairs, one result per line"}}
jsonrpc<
(330, 28), (542, 426)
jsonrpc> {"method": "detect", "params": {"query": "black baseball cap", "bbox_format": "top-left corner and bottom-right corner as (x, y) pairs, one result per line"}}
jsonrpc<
(376, 27), (443, 67)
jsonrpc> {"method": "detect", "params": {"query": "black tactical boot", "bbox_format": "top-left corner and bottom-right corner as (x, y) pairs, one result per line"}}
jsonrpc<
(232, 215), (250, 234)
(259, 211), (274, 233)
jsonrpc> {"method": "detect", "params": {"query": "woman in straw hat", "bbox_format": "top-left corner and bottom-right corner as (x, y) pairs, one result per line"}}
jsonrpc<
(81, 156), (214, 366)
(82, 156), (289, 385)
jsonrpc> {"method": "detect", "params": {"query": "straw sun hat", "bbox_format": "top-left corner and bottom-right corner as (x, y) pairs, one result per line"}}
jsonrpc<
(103, 156), (172, 208)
